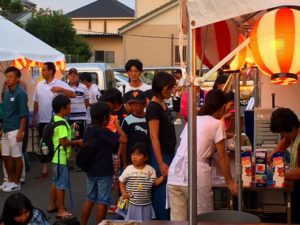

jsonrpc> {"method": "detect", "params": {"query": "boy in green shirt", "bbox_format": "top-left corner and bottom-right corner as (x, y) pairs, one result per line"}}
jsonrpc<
(48, 95), (82, 219)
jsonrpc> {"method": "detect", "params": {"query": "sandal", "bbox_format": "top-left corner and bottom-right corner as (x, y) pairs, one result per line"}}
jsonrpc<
(56, 211), (74, 219)
(47, 206), (58, 213)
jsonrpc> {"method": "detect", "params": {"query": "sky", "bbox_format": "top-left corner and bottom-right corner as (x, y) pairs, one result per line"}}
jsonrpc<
(30, 0), (134, 13)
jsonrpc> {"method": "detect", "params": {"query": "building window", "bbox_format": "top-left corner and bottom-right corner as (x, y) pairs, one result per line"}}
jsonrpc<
(95, 51), (115, 63)
(175, 45), (187, 63)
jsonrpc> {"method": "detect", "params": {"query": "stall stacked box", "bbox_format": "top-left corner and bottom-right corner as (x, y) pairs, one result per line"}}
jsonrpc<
(255, 151), (267, 187)
(241, 149), (252, 187)
(272, 152), (285, 188)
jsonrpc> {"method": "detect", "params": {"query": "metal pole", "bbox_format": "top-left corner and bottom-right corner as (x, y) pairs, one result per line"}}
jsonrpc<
(234, 72), (242, 211)
(188, 26), (197, 225)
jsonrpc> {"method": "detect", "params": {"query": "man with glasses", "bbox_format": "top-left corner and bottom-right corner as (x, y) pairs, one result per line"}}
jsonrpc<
(32, 62), (75, 179)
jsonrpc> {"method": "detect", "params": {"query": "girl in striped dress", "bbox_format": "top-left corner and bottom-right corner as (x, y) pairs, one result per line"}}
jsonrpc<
(118, 142), (165, 220)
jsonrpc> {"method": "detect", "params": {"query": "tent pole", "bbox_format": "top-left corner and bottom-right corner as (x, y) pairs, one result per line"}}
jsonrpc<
(188, 26), (197, 225)
(234, 71), (242, 211)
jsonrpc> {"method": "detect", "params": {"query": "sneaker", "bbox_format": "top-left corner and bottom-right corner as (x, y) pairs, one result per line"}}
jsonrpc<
(2, 182), (21, 192)
(0, 181), (9, 190)
(107, 205), (118, 214)
(174, 118), (182, 125)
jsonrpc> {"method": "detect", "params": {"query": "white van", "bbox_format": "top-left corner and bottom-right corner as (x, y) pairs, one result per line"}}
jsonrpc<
(64, 63), (116, 92)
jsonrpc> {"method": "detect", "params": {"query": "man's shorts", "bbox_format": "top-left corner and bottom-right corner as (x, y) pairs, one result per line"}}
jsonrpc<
(1, 129), (22, 157)
(86, 176), (112, 205)
(52, 164), (69, 190)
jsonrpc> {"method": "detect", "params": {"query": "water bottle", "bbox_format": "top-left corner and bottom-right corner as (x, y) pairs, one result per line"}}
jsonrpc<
(75, 122), (80, 138)
(41, 143), (49, 155)
(71, 123), (76, 139)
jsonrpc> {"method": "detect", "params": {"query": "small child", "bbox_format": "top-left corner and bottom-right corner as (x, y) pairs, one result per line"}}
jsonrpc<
(80, 101), (127, 225)
(118, 142), (165, 220)
(48, 95), (82, 219)
(121, 90), (149, 164)
(1, 193), (49, 225)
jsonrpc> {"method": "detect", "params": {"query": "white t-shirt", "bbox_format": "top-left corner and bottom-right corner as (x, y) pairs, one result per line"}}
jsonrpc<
(168, 115), (226, 186)
(118, 83), (151, 95)
(69, 83), (89, 121)
(168, 115), (225, 214)
(33, 78), (74, 123)
(119, 164), (157, 206)
(86, 84), (101, 123)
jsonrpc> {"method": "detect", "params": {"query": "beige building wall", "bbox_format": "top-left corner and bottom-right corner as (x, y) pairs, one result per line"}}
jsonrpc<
(72, 19), (133, 34)
(70, 18), (133, 66)
(106, 19), (133, 33)
(86, 36), (123, 67)
(122, 4), (186, 67)
(135, 0), (170, 17)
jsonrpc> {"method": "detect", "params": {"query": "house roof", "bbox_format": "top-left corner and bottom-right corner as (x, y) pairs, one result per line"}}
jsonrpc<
(66, 0), (134, 18)
(22, 0), (36, 7)
(5, 11), (31, 22)
(119, 0), (178, 34)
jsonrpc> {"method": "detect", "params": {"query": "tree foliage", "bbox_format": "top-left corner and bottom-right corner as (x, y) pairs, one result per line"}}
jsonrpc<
(0, 0), (23, 13)
(25, 9), (91, 62)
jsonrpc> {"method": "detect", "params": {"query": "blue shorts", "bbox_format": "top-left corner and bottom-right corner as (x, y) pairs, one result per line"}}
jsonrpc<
(52, 164), (69, 190)
(86, 176), (112, 205)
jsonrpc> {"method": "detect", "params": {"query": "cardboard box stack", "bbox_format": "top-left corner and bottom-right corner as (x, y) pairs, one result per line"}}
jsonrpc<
(241, 150), (252, 187)
(255, 151), (267, 187)
(272, 152), (285, 188)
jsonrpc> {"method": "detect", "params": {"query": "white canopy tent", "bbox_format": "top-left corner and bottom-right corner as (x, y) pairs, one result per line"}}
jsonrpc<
(184, 1), (300, 224)
(0, 15), (64, 62)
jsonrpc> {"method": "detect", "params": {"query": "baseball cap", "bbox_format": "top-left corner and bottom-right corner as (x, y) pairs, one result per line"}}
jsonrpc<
(68, 68), (78, 74)
(126, 90), (146, 103)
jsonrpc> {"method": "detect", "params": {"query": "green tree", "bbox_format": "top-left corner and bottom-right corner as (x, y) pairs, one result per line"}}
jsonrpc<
(25, 9), (91, 62)
(0, 0), (12, 11)
(9, 0), (23, 13)
(0, 0), (23, 14)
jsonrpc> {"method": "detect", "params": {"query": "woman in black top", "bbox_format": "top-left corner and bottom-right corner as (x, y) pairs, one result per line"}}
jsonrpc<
(146, 72), (176, 220)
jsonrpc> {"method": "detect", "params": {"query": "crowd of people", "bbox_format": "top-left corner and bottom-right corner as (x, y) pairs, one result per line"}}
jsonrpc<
(0, 58), (299, 225)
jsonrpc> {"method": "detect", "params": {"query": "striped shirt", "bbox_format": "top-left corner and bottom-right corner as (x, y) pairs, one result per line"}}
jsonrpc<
(119, 165), (157, 206)
(69, 83), (89, 120)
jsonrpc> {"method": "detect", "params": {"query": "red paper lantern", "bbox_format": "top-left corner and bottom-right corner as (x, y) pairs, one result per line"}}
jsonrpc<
(229, 35), (247, 70)
(196, 20), (239, 68)
(12, 57), (27, 70)
(250, 8), (300, 85)
(54, 60), (66, 71)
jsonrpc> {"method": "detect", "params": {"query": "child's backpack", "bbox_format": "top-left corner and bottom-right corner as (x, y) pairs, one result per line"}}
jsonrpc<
(38, 117), (68, 162)
(76, 138), (96, 172)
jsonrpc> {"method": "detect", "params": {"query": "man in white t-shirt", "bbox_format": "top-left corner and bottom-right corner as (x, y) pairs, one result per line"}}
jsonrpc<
(118, 59), (151, 95)
(79, 72), (101, 125)
(32, 62), (75, 179)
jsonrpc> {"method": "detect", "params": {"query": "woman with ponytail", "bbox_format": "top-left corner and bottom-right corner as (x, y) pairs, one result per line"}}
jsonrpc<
(167, 89), (237, 221)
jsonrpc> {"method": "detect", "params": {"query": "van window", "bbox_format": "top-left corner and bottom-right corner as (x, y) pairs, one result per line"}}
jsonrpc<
(105, 69), (116, 89)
